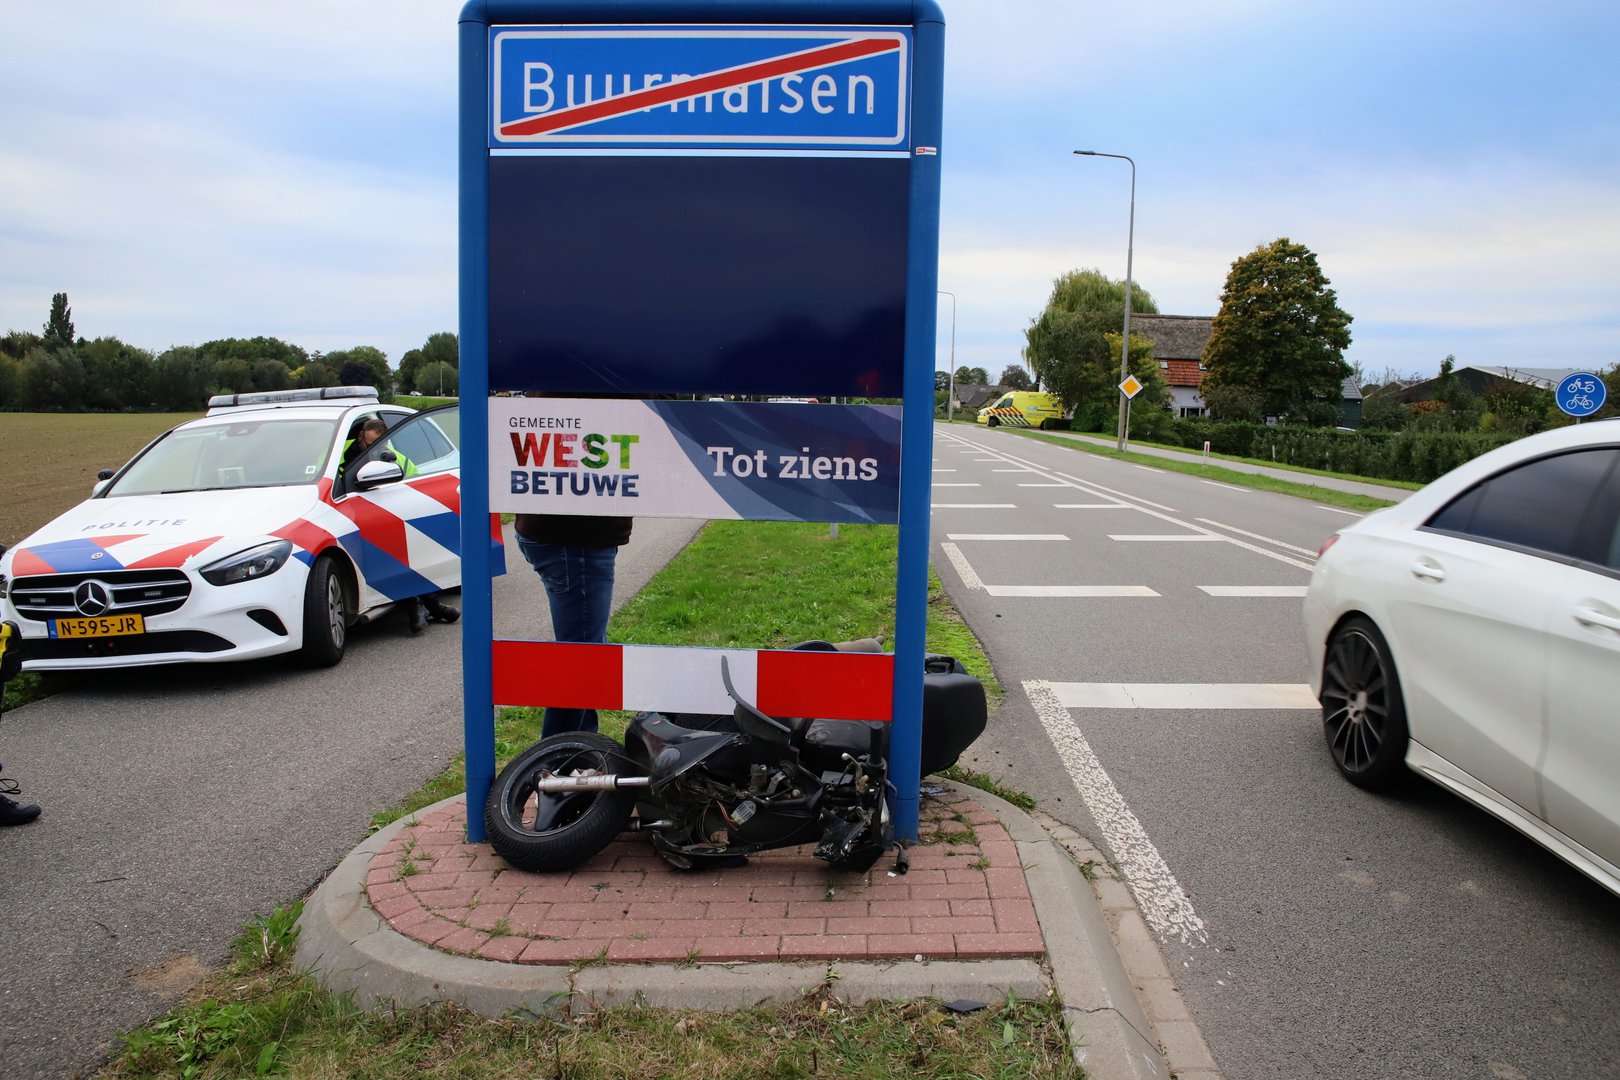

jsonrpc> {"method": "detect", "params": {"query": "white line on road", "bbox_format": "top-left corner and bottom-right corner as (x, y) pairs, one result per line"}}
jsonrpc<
(1053, 503), (1141, 510)
(1026, 680), (1209, 946)
(992, 468), (1032, 473)
(1108, 534), (1225, 542)
(1134, 465), (1157, 471)
(1047, 682), (1318, 709)
(1200, 480), (1246, 491)
(930, 503), (1017, 509)
(932, 468), (957, 473)
(1197, 585), (1310, 598)
(939, 543), (982, 590)
(1017, 482), (1069, 487)
(987, 585), (1159, 597)
(1316, 505), (1364, 517)
(1193, 519), (1320, 557)
(1048, 471), (1179, 513)
(933, 483), (982, 487)
(946, 534), (1069, 541)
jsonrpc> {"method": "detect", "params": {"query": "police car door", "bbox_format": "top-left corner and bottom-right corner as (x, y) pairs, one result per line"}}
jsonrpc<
(337, 404), (463, 608)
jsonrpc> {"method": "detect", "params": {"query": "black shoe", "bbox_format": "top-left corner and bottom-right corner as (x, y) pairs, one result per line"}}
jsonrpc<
(0, 794), (41, 827)
(408, 598), (428, 634)
(425, 596), (460, 624)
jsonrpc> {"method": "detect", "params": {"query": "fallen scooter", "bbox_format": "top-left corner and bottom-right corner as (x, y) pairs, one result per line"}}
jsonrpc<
(483, 641), (987, 873)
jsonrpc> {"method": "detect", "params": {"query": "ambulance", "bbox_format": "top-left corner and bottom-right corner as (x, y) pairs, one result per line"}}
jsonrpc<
(975, 390), (1067, 429)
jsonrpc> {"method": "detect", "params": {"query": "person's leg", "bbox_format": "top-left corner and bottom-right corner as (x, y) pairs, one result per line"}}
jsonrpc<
(0, 772), (40, 826)
(517, 540), (619, 737)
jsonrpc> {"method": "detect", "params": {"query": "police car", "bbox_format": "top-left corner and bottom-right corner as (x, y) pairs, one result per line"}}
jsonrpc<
(0, 387), (496, 670)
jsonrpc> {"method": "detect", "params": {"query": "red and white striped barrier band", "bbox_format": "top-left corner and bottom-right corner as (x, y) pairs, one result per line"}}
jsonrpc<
(492, 641), (894, 721)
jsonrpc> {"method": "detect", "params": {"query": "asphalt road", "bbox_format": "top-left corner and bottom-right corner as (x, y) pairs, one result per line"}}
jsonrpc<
(0, 518), (703, 1080)
(939, 426), (1620, 1080)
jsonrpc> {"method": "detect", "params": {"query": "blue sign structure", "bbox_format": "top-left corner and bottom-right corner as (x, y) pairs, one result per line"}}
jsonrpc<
(1557, 371), (1607, 418)
(491, 26), (911, 149)
(459, 0), (944, 844)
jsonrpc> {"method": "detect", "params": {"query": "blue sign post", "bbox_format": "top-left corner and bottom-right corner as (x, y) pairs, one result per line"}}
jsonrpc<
(1557, 371), (1608, 419)
(458, 0), (944, 843)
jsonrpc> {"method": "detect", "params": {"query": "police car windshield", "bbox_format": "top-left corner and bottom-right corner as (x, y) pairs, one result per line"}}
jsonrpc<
(107, 418), (339, 496)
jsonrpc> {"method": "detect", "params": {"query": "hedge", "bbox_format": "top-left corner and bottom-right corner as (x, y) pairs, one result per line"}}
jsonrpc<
(1160, 420), (1520, 485)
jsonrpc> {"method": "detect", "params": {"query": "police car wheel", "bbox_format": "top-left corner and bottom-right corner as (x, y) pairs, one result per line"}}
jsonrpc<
(986, 416), (1000, 428)
(298, 555), (348, 667)
(484, 732), (636, 871)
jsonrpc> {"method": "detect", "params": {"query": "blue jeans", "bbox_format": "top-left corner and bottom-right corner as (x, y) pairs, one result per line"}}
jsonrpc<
(516, 538), (619, 738)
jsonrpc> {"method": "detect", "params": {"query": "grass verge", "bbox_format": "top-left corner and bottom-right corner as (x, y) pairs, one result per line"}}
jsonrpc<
(104, 520), (1072, 1079)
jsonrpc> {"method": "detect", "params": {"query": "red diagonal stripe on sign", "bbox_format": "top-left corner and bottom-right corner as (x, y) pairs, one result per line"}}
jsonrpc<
(126, 537), (222, 569)
(500, 36), (900, 137)
(493, 641), (625, 709)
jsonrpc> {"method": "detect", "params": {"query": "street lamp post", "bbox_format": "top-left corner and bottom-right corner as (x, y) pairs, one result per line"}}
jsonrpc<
(939, 290), (957, 421)
(1073, 150), (1135, 453)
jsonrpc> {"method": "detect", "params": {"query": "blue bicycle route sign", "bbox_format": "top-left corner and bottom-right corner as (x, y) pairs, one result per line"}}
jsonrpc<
(491, 26), (912, 149)
(1557, 371), (1608, 418)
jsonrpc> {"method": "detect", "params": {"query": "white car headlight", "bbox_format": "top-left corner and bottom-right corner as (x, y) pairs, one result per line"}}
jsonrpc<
(200, 540), (293, 586)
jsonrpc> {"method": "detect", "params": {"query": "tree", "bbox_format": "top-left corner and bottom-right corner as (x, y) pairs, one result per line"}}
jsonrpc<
(79, 336), (154, 410)
(1200, 238), (1353, 424)
(953, 365), (989, 385)
(1024, 269), (1159, 415)
(415, 361), (458, 396)
(998, 365), (1032, 390)
(43, 293), (75, 349)
(21, 347), (86, 410)
(934, 370), (951, 393)
(399, 332), (457, 395)
(197, 336), (308, 371)
(152, 347), (205, 410)
(338, 359), (379, 389)
(251, 359), (292, 392)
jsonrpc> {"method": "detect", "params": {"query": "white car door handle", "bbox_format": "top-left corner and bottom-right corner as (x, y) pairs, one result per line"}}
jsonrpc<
(1574, 607), (1620, 632)
(1410, 560), (1446, 582)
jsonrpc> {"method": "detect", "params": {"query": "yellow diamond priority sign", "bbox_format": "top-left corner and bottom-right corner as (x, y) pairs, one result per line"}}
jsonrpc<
(1119, 374), (1143, 399)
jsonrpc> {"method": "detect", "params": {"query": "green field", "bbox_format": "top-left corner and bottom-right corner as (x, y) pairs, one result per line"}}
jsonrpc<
(0, 412), (200, 547)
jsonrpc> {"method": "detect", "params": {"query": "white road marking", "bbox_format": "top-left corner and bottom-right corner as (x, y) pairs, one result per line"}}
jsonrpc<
(992, 468), (1032, 473)
(1194, 518), (1320, 557)
(1053, 503), (1141, 510)
(946, 534), (1069, 541)
(987, 585), (1159, 597)
(1017, 482), (1069, 487)
(1200, 480), (1246, 491)
(1026, 680), (1209, 946)
(1198, 585), (1310, 598)
(1048, 470), (1180, 513)
(939, 543), (982, 590)
(933, 483), (981, 487)
(930, 503), (1017, 509)
(1134, 465), (1157, 471)
(932, 468), (957, 473)
(1108, 534), (1224, 542)
(1316, 505), (1364, 517)
(1048, 682), (1318, 709)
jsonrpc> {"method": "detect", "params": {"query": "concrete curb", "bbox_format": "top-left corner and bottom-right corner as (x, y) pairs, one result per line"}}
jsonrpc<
(948, 782), (1170, 1080)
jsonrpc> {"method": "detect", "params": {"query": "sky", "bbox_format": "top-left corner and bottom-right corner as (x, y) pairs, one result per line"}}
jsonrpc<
(2, 1), (1617, 385)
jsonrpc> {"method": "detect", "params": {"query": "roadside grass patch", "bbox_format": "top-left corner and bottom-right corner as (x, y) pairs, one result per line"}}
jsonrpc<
(1001, 427), (1401, 512)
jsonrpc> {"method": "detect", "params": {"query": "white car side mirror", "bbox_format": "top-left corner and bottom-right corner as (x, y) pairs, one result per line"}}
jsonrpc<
(353, 459), (404, 490)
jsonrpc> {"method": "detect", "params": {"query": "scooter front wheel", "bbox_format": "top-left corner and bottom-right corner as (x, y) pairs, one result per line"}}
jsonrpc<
(484, 731), (636, 872)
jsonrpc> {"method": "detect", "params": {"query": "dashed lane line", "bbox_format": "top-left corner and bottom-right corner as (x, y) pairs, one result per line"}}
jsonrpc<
(1197, 585), (1309, 598)
(988, 585), (1159, 597)
(1316, 505), (1364, 516)
(1107, 534), (1225, 542)
(945, 534), (1069, 541)
(930, 503), (1017, 509)
(1047, 682), (1317, 709)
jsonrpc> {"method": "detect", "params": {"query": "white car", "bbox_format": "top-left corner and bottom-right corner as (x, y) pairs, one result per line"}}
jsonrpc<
(1304, 419), (1620, 896)
(0, 387), (486, 670)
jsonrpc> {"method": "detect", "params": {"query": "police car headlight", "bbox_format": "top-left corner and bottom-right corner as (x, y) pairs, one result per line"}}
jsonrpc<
(200, 540), (293, 586)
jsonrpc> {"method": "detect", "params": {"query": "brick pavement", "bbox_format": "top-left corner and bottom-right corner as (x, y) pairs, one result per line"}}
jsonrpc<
(366, 788), (1044, 966)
